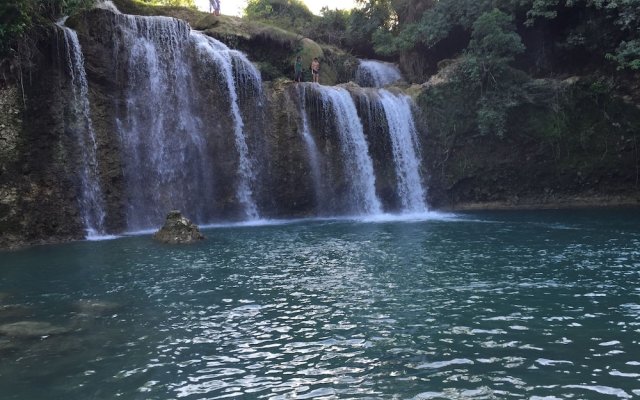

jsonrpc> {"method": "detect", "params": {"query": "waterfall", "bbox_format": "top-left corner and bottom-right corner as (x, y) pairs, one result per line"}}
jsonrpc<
(114, 15), (214, 230)
(297, 85), (324, 210)
(312, 85), (382, 215)
(58, 24), (107, 237)
(191, 32), (261, 220)
(54, 6), (434, 233)
(355, 60), (403, 88)
(378, 90), (428, 213)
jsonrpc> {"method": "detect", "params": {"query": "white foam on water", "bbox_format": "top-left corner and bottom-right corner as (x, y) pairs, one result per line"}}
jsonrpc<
(85, 233), (120, 241)
(510, 325), (529, 330)
(530, 397), (562, 400)
(411, 392), (444, 400)
(536, 358), (574, 366)
(122, 228), (158, 236)
(610, 370), (640, 378)
(114, 213), (462, 240)
(354, 211), (457, 223)
(413, 358), (474, 369)
(200, 218), (305, 229)
(563, 385), (631, 399)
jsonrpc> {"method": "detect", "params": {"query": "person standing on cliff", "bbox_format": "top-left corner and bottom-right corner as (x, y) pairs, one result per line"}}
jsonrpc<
(311, 57), (320, 84)
(294, 56), (303, 82)
(210, 0), (220, 16)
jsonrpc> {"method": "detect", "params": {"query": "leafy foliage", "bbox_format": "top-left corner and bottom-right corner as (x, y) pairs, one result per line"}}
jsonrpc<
(0, 1), (31, 57)
(458, 10), (526, 136)
(1, 0), (95, 59)
(607, 39), (640, 70)
(373, 0), (494, 55)
(366, 0), (640, 71)
(309, 7), (350, 48)
(244, 0), (314, 33)
(242, 0), (394, 56)
(346, 0), (395, 54)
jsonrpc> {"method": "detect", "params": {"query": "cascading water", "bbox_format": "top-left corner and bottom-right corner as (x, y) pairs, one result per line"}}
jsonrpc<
(378, 90), (428, 213)
(191, 32), (261, 220)
(58, 23), (107, 237)
(355, 60), (403, 88)
(312, 85), (382, 215)
(297, 85), (324, 210)
(57, 5), (432, 232)
(113, 15), (216, 230)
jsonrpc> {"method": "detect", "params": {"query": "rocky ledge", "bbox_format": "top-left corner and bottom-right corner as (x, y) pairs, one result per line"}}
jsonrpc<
(153, 211), (205, 244)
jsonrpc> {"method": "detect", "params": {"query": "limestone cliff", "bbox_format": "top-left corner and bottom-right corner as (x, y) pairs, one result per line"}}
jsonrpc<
(1, 1), (639, 250)
(1, 27), (86, 249)
(418, 68), (640, 209)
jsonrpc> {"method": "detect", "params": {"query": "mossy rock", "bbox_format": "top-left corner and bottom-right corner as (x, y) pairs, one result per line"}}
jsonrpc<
(0, 321), (72, 338)
(153, 210), (205, 244)
(112, 0), (204, 24)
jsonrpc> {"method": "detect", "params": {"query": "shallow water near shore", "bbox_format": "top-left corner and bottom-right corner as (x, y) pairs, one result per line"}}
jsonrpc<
(1, 209), (639, 399)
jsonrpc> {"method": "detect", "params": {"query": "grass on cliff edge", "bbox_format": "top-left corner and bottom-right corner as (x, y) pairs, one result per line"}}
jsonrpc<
(112, 0), (303, 47)
(111, 0), (351, 83)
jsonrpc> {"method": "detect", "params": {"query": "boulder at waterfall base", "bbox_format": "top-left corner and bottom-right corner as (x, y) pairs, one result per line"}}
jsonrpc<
(153, 211), (205, 244)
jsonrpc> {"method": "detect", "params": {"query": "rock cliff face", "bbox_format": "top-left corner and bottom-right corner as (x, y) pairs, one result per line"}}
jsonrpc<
(2, 6), (411, 249)
(1, 3), (639, 249)
(1, 27), (86, 249)
(418, 73), (640, 209)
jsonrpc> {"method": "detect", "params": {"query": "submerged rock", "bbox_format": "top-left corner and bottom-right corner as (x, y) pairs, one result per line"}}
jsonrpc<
(153, 210), (205, 244)
(0, 321), (71, 338)
(0, 292), (10, 303)
(0, 304), (30, 321)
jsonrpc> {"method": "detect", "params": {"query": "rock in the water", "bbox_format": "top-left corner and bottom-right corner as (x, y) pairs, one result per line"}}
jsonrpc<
(153, 210), (205, 244)
(0, 321), (71, 338)
(0, 304), (30, 320)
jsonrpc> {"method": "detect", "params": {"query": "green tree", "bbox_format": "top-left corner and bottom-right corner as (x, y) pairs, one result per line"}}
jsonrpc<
(461, 9), (526, 136)
(524, 0), (640, 70)
(467, 9), (525, 69)
(372, 0), (494, 56)
(1, 0), (96, 59)
(244, 0), (314, 33)
(347, 0), (395, 55)
(0, 0), (31, 57)
(309, 7), (350, 47)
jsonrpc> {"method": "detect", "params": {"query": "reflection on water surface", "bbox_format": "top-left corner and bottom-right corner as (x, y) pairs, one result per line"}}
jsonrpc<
(1, 210), (639, 399)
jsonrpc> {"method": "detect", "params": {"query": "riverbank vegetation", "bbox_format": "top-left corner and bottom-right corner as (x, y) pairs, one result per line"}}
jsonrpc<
(240, 0), (639, 140)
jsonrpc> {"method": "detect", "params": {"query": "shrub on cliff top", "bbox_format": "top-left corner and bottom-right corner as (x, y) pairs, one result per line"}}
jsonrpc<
(1, 0), (95, 75)
(244, 0), (314, 33)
